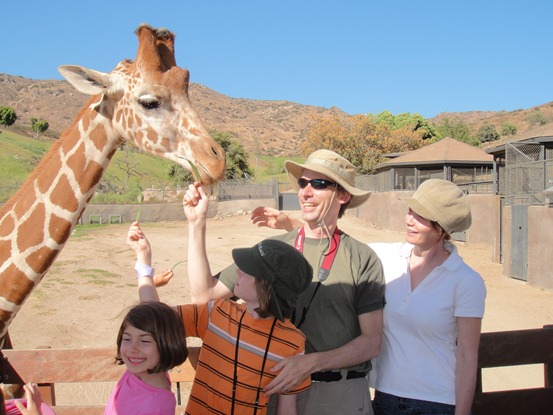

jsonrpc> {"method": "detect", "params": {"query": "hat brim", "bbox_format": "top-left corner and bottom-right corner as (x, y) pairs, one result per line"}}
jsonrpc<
(407, 198), (439, 223)
(285, 160), (370, 209)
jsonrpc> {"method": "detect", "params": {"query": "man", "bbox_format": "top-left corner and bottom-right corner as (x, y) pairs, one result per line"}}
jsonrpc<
(183, 149), (385, 415)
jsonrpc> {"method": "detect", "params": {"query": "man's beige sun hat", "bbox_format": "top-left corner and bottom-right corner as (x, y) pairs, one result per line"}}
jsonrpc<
(284, 149), (371, 209)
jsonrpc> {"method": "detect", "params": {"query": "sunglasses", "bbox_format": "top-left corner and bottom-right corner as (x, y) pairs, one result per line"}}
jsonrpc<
(298, 178), (338, 190)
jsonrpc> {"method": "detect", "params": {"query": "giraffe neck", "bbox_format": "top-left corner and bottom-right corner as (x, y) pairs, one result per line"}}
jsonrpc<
(0, 98), (120, 338)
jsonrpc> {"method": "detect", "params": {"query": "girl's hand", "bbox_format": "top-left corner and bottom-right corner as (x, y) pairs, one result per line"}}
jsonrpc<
(153, 269), (174, 288)
(127, 221), (152, 265)
(14, 383), (44, 415)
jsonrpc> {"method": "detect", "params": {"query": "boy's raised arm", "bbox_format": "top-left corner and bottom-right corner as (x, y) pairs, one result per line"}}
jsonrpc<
(183, 183), (233, 303)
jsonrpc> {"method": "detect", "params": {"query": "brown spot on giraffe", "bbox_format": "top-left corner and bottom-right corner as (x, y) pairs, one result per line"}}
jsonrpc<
(26, 246), (58, 275)
(48, 214), (73, 246)
(66, 142), (106, 194)
(50, 175), (79, 214)
(0, 263), (34, 305)
(0, 214), (15, 238)
(16, 203), (46, 252)
(0, 240), (11, 267)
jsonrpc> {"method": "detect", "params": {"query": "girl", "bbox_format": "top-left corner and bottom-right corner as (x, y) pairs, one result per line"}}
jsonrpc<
(104, 301), (188, 415)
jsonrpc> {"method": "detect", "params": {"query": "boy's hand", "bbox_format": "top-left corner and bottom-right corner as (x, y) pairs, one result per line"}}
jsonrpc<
(183, 182), (209, 224)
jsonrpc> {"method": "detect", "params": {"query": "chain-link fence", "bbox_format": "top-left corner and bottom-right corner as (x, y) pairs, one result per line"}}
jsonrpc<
(504, 142), (552, 206)
(0, 181), (21, 202)
(216, 178), (278, 201)
(357, 166), (494, 194)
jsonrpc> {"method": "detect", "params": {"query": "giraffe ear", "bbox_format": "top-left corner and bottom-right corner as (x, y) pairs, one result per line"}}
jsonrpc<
(58, 65), (111, 96)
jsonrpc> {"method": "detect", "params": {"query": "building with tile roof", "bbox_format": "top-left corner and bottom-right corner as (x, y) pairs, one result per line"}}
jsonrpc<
(371, 137), (494, 193)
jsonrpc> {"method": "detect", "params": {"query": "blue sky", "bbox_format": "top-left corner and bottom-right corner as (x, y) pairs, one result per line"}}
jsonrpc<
(3, 1), (553, 118)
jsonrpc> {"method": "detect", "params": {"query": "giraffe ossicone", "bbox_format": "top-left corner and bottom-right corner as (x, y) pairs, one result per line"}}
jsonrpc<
(0, 23), (225, 343)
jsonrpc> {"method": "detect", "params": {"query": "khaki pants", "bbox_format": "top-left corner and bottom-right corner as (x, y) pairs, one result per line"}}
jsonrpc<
(268, 376), (373, 415)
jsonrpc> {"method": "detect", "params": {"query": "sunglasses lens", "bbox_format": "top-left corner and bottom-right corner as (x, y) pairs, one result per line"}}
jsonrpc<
(298, 179), (336, 190)
(311, 180), (327, 189)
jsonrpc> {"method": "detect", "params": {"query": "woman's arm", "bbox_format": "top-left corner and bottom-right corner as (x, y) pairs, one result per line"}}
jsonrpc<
(251, 206), (302, 232)
(455, 316), (482, 415)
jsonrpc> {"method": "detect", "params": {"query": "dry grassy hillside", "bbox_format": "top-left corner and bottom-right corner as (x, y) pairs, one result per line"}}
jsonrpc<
(1, 73), (552, 156)
(432, 102), (553, 138)
(0, 73), (348, 156)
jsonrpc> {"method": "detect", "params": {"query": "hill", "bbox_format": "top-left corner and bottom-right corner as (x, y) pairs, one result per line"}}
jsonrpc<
(2, 73), (553, 156)
(0, 73), (348, 157)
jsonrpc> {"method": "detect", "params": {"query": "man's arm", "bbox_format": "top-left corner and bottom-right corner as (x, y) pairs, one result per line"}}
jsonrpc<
(263, 309), (383, 395)
(183, 183), (233, 303)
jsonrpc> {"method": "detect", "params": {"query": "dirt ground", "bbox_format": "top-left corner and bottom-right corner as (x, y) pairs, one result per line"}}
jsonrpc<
(8, 212), (553, 405)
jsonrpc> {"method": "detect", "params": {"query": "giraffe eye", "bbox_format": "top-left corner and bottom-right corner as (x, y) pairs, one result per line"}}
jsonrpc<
(138, 95), (161, 110)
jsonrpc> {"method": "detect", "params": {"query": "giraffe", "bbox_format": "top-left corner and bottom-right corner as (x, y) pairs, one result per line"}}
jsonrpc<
(0, 23), (226, 346)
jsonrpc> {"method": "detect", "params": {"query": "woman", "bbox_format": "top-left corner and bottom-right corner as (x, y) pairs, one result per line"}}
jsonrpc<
(369, 179), (486, 415)
(251, 179), (486, 415)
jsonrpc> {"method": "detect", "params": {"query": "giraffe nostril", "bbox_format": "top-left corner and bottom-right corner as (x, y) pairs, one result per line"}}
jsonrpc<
(211, 146), (223, 159)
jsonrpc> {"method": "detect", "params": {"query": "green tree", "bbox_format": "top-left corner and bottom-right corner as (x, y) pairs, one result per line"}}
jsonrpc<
(212, 130), (253, 180)
(368, 111), (436, 140)
(30, 117), (49, 139)
(168, 130), (253, 183)
(500, 122), (517, 136)
(302, 114), (425, 174)
(0, 106), (17, 130)
(525, 110), (547, 127)
(476, 124), (500, 143)
(433, 117), (479, 146)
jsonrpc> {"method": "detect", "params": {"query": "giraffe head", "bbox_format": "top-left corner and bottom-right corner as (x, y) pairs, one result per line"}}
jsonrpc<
(57, 23), (225, 185)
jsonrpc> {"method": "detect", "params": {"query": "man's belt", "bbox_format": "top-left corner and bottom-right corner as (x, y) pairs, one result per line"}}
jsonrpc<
(311, 370), (366, 382)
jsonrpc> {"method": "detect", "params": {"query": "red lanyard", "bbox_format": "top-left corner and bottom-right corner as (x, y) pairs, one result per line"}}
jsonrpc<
(294, 227), (341, 282)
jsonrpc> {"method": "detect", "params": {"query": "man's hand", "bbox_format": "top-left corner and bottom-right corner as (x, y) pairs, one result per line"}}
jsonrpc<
(263, 353), (316, 396)
(251, 206), (300, 232)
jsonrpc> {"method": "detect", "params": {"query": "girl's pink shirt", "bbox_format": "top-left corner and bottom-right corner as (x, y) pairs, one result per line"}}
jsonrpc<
(104, 370), (176, 415)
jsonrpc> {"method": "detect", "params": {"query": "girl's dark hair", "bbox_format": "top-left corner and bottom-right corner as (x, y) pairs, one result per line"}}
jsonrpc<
(115, 302), (188, 374)
(254, 278), (273, 319)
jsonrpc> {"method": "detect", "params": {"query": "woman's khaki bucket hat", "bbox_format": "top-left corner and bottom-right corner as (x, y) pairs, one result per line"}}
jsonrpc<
(408, 179), (472, 234)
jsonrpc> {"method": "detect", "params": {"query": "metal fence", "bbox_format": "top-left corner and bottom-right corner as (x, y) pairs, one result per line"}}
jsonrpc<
(504, 142), (553, 206)
(216, 178), (279, 201)
(356, 167), (494, 194)
(0, 181), (21, 202)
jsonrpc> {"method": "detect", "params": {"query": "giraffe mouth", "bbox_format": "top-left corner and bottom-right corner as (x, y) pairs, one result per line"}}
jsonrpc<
(176, 156), (213, 184)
